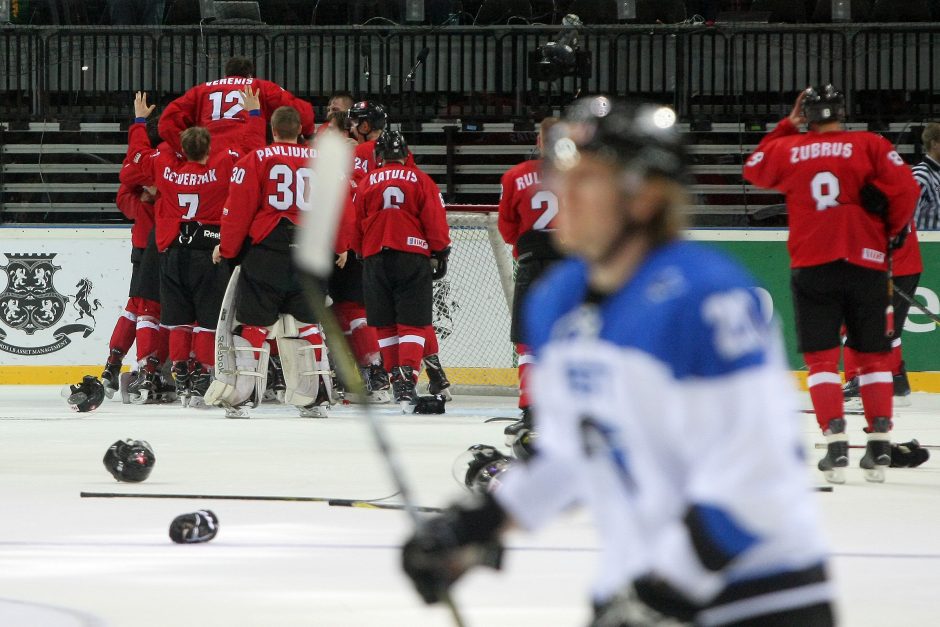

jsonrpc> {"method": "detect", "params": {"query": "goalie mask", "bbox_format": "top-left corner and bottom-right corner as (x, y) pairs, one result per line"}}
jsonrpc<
(63, 375), (106, 413)
(103, 439), (156, 482)
(802, 84), (845, 126)
(453, 444), (513, 494)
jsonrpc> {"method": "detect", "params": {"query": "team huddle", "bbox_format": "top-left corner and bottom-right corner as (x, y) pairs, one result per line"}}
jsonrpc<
(65, 57), (467, 418)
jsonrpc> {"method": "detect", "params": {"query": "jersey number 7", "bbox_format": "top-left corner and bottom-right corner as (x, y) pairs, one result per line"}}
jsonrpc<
(178, 193), (200, 220)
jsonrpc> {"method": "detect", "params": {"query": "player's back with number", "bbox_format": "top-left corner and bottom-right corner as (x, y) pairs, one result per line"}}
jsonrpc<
(221, 143), (317, 258)
(744, 121), (918, 270)
(498, 158), (558, 256)
(353, 162), (449, 258)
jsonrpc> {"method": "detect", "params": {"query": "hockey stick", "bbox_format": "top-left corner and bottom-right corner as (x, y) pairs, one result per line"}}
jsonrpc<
(893, 285), (940, 328)
(329, 499), (444, 513)
(79, 491), (401, 503)
(295, 132), (466, 627)
(814, 442), (940, 451)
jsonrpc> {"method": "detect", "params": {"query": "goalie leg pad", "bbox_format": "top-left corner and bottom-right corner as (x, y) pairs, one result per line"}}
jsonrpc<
(278, 336), (332, 408)
(205, 335), (269, 408)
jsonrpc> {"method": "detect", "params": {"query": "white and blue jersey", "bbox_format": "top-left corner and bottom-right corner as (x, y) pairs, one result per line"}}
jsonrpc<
(494, 239), (831, 624)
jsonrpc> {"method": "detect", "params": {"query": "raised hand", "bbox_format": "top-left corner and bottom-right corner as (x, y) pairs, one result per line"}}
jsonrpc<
(239, 85), (261, 112)
(134, 91), (156, 119)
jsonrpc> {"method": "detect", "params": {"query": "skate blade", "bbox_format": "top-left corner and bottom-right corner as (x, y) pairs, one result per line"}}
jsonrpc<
(224, 407), (250, 419)
(299, 406), (329, 419)
(103, 386), (116, 400)
(844, 397), (863, 411)
(862, 466), (886, 483)
(894, 394), (912, 408)
(368, 390), (391, 404)
(131, 390), (150, 405)
(399, 400), (411, 414)
(822, 467), (846, 484)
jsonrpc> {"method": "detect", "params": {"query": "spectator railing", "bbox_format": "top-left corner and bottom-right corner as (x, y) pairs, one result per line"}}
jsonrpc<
(3, 24), (940, 122)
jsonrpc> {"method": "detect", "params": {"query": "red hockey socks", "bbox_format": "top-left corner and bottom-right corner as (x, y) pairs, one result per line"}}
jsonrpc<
(298, 324), (323, 362)
(397, 325), (427, 374)
(423, 326), (440, 358)
(109, 298), (138, 355)
(376, 326), (400, 371)
(890, 340), (903, 376)
(842, 345), (858, 381)
(157, 324), (170, 363)
(192, 326), (215, 370)
(804, 348), (843, 433)
(333, 301), (380, 366)
(168, 325), (193, 364)
(239, 325), (269, 359)
(517, 343), (535, 410)
(856, 351), (893, 430)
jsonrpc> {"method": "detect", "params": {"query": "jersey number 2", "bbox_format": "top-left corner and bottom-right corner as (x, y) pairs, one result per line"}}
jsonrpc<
(531, 190), (559, 229)
(811, 171), (840, 211)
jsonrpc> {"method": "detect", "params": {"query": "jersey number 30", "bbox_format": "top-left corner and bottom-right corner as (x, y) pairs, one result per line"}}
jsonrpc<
(269, 165), (313, 211)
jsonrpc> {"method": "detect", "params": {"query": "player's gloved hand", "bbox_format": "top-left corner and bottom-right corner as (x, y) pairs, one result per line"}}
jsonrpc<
(889, 225), (910, 251)
(591, 576), (698, 627)
(430, 246), (451, 281)
(890, 439), (930, 468)
(859, 182), (888, 217)
(401, 492), (506, 604)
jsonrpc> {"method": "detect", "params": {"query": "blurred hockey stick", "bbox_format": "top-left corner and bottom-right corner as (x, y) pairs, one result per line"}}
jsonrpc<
(80, 491), (400, 503)
(814, 442), (940, 451)
(894, 285), (940, 328)
(294, 131), (467, 627)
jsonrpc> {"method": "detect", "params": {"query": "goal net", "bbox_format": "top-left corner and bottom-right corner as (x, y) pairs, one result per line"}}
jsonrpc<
(424, 205), (517, 394)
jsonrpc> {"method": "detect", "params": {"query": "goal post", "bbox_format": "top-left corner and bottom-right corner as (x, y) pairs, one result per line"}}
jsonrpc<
(423, 205), (519, 395)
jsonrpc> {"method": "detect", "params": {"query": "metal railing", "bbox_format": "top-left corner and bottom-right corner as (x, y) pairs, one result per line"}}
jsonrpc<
(3, 23), (940, 122)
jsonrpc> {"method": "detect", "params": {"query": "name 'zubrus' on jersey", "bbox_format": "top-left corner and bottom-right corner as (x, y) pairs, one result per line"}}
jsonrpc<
(158, 76), (315, 156)
(351, 163), (450, 258)
(743, 118), (919, 270)
(498, 158), (558, 258)
(120, 113), (266, 252)
(220, 142), (353, 259)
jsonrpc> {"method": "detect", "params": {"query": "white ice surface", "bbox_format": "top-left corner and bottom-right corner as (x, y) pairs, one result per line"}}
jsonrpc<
(0, 387), (939, 626)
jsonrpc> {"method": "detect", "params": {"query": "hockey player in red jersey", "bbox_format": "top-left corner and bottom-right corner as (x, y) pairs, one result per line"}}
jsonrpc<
(158, 56), (314, 157)
(350, 130), (451, 407)
(347, 101), (415, 184)
(498, 117), (563, 441)
(209, 106), (340, 417)
(316, 91), (355, 134)
(121, 88), (266, 404)
(843, 223), (922, 408)
(744, 85), (920, 483)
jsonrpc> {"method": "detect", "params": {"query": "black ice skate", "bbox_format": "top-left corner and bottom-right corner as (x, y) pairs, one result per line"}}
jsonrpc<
(894, 362), (911, 407)
(101, 348), (124, 399)
(127, 357), (161, 405)
(189, 364), (213, 407)
(172, 361), (192, 407)
(842, 376), (861, 411)
(391, 365), (417, 411)
(363, 363), (391, 404)
(299, 379), (331, 418)
(265, 355), (286, 403)
(818, 418), (849, 484)
(422, 354), (452, 401)
(860, 417), (892, 483)
(504, 406), (533, 449)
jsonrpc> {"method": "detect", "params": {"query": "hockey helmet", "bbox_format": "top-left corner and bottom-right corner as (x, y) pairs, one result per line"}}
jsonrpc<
(103, 439), (156, 482)
(802, 84), (845, 125)
(64, 375), (106, 413)
(347, 101), (387, 132)
(545, 96), (686, 183)
(374, 130), (411, 166)
(456, 444), (513, 494)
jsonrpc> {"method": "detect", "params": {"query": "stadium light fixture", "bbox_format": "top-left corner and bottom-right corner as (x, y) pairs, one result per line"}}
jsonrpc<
(405, 0), (425, 23)
(617, 0), (637, 20)
(831, 0), (851, 22)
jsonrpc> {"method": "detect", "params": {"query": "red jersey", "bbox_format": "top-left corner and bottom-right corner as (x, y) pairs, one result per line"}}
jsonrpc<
(158, 76), (314, 155)
(497, 159), (558, 257)
(116, 183), (155, 249)
(743, 118), (919, 270)
(351, 138), (417, 185)
(893, 222), (923, 276)
(351, 163), (450, 258)
(121, 115), (264, 251)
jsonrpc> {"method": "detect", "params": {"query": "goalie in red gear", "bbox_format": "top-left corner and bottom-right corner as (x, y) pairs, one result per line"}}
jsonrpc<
(158, 56), (314, 157)
(498, 117), (563, 435)
(744, 84), (919, 484)
(350, 130), (451, 409)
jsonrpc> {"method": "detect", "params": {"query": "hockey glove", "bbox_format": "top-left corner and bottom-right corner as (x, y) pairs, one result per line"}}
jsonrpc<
(430, 246), (451, 281)
(402, 492), (506, 604)
(890, 439), (930, 468)
(859, 182), (888, 218)
(591, 576), (698, 627)
(889, 225), (910, 251)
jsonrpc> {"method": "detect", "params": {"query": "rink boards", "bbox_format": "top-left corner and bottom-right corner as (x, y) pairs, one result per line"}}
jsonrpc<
(3, 226), (940, 391)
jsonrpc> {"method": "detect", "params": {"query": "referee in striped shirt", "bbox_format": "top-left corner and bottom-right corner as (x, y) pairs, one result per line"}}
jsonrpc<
(913, 123), (940, 230)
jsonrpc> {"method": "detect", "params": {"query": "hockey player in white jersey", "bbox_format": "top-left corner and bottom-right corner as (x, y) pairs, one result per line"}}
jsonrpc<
(401, 97), (834, 626)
